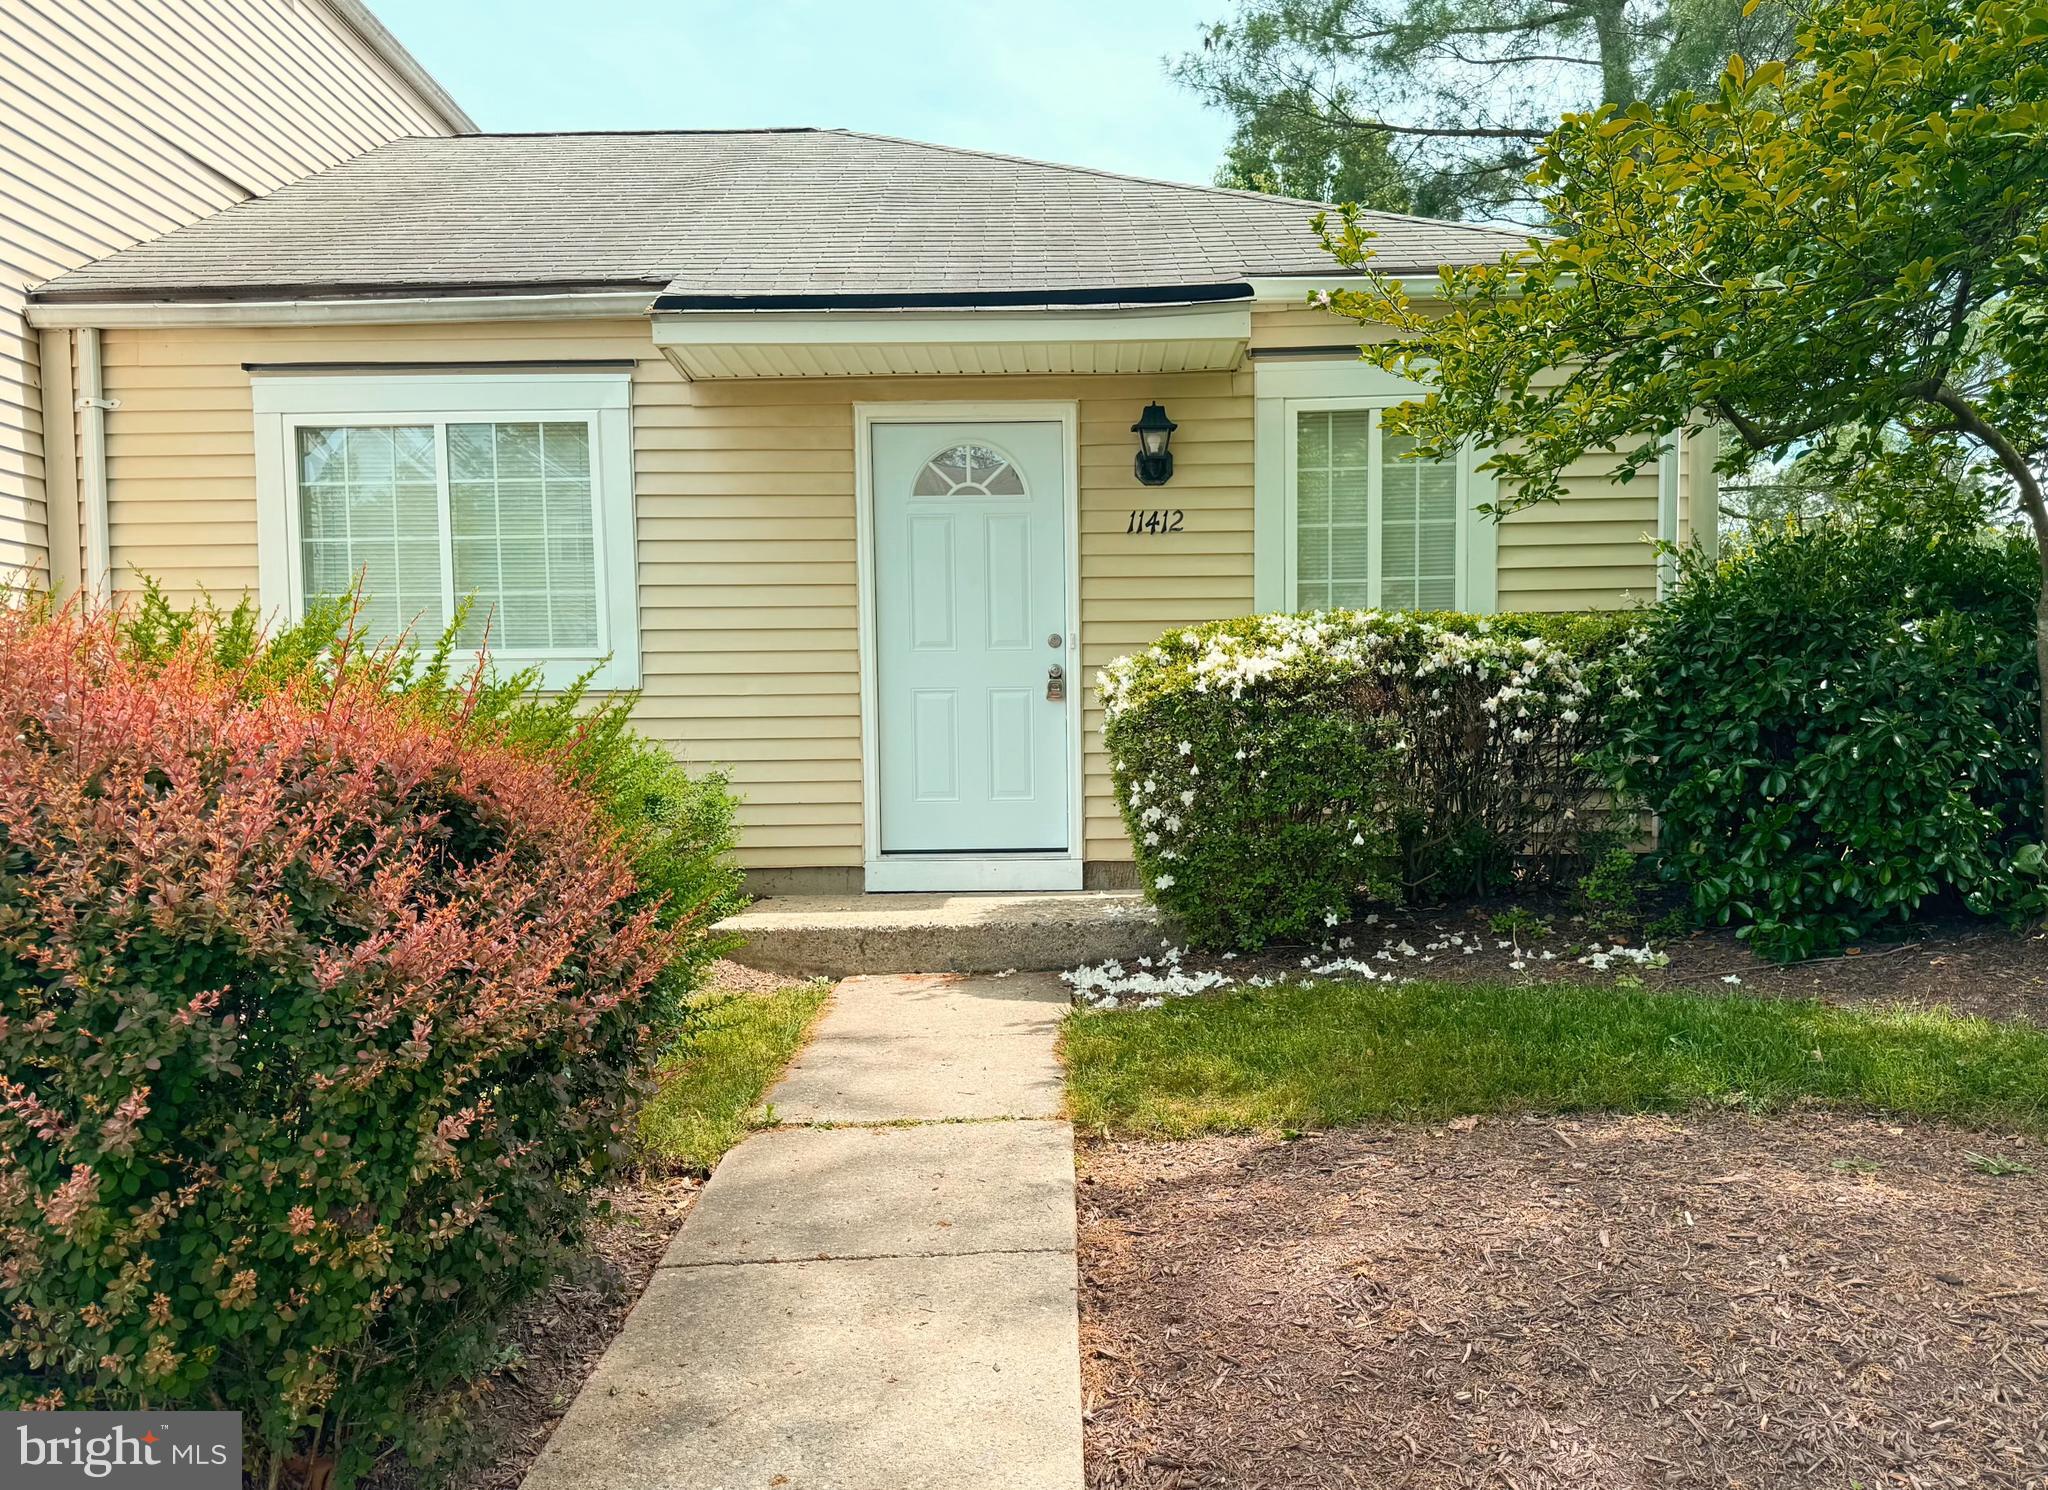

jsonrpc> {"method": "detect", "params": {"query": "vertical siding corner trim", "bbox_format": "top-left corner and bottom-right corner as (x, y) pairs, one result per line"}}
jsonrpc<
(77, 327), (112, 594)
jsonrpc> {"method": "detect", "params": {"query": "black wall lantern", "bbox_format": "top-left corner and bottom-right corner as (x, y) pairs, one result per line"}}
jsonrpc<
(1131, 402), (1177, 486)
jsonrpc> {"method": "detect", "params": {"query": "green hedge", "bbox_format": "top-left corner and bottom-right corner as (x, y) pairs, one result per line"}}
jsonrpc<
(1606, 523), (2045, 960)
(1099, 608), (1634, 949)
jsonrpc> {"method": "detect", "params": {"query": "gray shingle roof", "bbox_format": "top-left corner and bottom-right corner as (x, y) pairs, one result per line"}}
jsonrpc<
(32, 129), (1534, 305)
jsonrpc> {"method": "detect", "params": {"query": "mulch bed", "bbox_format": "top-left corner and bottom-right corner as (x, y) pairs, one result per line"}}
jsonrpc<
(1647, 918), (2048, 1023)
(699, 955), (809, 994)
(1079, 1113), (2048, 1489)
(1101, 908), (2048, 1028)
(367, 961), (803, 1488)
(366, 1173), (702, 1490)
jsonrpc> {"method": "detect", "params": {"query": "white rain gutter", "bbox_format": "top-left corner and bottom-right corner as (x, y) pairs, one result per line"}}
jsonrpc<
(27, 282), (1441, 329)
(23, 290), (657, 330)
(75, 328), (113, 595)
(1245, 274), (1449, 303)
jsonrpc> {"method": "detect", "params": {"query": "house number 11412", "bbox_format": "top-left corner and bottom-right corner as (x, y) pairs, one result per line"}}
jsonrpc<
(1125, 509), (1185, 534)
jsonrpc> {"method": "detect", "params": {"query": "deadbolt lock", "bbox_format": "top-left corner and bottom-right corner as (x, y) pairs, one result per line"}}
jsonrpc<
(1047, 633), (1063, 649)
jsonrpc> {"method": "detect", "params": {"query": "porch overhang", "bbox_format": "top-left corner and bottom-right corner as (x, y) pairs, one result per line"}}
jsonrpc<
(648, 301), (1252, 380)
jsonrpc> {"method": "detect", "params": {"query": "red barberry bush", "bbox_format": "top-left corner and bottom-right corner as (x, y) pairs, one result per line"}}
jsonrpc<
(0, 604), (677, 1483)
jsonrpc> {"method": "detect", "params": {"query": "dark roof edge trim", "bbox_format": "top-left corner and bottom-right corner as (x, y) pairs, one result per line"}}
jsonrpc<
(652, 282), (1254, 313)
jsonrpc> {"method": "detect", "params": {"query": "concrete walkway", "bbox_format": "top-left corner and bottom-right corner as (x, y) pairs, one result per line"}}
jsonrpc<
(521, 973), (1083, 1490)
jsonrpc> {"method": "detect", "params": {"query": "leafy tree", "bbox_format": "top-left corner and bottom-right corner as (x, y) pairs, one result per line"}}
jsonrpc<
(1720, 434), (2005, 533)
(1322, 0), (2048, 822)
(1215, 87), (1413, 210)
(1177, 0), (1800, 216)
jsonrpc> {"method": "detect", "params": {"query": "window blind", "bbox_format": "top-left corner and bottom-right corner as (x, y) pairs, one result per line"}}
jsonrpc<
(1380, 430), (1460, 610)
(1294, 408), (1373, 609)
(1291, 409), (1461, 611)
(297, 424), (443, 641)
(297, 419), (599, 650)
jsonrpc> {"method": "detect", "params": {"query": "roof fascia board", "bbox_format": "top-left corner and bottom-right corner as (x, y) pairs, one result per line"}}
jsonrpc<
(1248, 274), (1450, 302)
(314, 0), (478, 133)
(649, 302), (1253, 349)
(24, 291), (655, 330)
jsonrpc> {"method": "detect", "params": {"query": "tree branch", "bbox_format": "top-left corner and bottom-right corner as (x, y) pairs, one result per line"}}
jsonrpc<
(1925, 382), (2048, 524)
(1439, 46), (1603, 66)
(1713, 401), (1778, 452)
(1325, 116), (1554, 141)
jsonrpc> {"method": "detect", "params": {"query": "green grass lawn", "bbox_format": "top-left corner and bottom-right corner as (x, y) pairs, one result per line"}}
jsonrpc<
(637, 982), (828, 1170)
(1064, 978), (2048, 1138)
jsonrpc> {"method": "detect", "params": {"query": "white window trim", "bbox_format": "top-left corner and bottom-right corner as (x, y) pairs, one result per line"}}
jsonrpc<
(1253, 360), (1497, 615)
(252, 372), (639, 691)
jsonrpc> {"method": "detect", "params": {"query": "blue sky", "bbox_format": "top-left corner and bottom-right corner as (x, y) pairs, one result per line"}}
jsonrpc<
(380, 1), (1238, 186)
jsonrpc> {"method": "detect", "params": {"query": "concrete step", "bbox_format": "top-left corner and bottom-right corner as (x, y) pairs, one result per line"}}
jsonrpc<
(717, 891), (1164, 977)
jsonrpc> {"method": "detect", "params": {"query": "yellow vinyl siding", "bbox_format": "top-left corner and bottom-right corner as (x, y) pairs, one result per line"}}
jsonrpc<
(1498, 454), (1661, 611)
(0, 287), (47, 580)
(1684, 422), (1721, 554)
(1076, 373), (1255, 858)
(1, 0), (463, 584)
(34, 327), (81, 587)
(93, 321), (1253, 870)
(633, 374), (856, 870)
(1251, 303), (1363, 351)
(94, 309), (1658, 874)
(1249, 305), (1661, 615)
(645, 369), (1254, 866)
(1249, 300), (1439, 351)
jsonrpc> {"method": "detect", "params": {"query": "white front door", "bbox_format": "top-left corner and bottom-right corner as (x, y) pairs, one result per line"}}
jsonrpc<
(871, 420), (1071, 863)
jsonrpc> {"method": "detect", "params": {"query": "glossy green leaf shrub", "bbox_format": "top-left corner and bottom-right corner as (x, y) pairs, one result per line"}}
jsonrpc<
(0, 604), (687, 1484)
(1322, 0), (2048, 885)
(1607, 524), (2045, 960)
(1100, 609), (1631, 949)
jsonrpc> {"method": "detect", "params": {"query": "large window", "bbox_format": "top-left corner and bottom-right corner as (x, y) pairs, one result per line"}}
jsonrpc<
(1291, 407), (1463, 612)
(1254, 362), (1494, 615)
(254, 374), (637, 690)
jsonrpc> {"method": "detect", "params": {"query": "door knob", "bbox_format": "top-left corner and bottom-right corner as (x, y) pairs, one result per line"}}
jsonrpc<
(1046, 664), (1066, 702)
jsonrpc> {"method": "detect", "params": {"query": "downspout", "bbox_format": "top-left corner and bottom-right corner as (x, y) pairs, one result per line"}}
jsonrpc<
(1649, 431), (1684, 858)
(1655, 432), (1681, 599)
(76, 327), (114, 595)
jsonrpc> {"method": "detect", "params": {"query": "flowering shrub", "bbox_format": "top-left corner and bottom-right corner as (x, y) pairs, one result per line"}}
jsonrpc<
(0, 606), (679, 1483)
(1607, 522), (2045, 960)
(1100, 609), (1631, 948)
